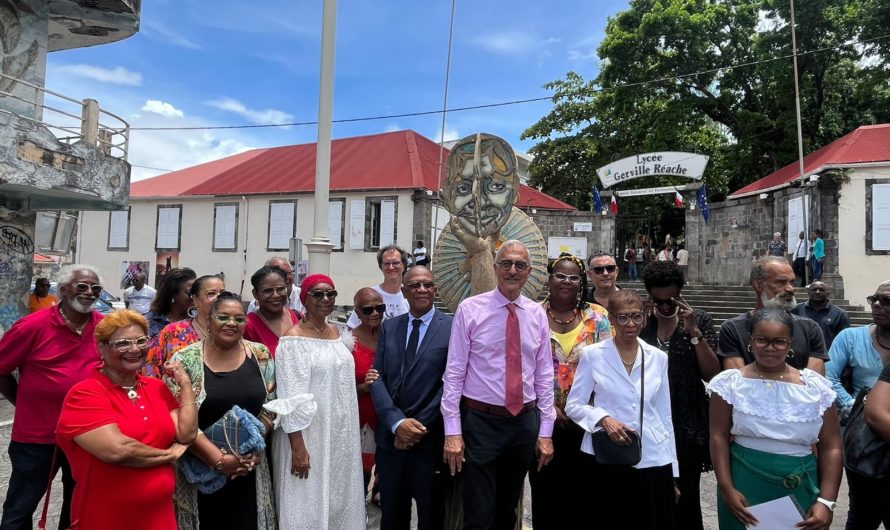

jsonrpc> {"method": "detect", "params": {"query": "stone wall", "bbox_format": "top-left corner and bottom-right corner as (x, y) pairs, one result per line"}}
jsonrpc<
(529, 209), (616, 260)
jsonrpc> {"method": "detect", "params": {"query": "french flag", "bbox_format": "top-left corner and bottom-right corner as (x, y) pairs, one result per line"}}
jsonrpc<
(610, 194), (618, 214)
(674, 190), (684, 208)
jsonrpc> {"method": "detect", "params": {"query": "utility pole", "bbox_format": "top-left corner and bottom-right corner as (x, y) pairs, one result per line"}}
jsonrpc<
(790, 0), (809, 286)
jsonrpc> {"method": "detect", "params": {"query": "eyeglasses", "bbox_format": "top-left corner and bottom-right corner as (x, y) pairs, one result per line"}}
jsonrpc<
(551, 272), (581, 283)
(405, 281), (436, 290)
(74, 283), (103, 295)
(867, 295), (890, 307)
(360, 304), (387, 315)
(591, 265), (617, 275)
(212, 314), (247, 325)
(614, 313), (645, 326)
(107, 336), (150, 352)
(497, 260), (529, 272)
(751, 335), (792, 350)
(382, 261), (404, 269)
(309, 289), (338, 300)
(259, 286), (288, 297)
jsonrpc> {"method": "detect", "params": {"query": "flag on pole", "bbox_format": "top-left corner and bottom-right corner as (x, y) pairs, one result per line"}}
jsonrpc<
(674, 190), (684, 208)
(610, 194), (619, 215)
(592, 185), (603, 215)
(697, 184), (710, 224)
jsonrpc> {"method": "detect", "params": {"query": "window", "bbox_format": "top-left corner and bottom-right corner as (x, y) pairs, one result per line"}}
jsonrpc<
(268, 200), (296, 250)
(867, 180), (890, 255)
(328, 199), (345, 251)
(156, 205), (181, 250)
(213, 203), (239, 251)
(363, 197), (397, 251)
(107, 209), (129, 250)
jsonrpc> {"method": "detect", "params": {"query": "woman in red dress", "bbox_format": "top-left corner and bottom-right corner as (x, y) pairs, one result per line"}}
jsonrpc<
(56, 310), (198, 529)
(243, 265), (300, 357)
(351, 287), (385, 492)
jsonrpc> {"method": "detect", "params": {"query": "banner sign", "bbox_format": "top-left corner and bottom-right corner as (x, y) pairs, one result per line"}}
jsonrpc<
(613, 184), (697, 198)
(597, 152), (709, 188)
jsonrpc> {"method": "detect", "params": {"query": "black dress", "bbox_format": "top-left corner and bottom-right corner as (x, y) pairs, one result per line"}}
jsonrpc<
(197, 355), (267, 530)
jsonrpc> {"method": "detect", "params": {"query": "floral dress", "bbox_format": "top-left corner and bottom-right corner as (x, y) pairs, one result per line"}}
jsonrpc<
(144, 320), (200, 378)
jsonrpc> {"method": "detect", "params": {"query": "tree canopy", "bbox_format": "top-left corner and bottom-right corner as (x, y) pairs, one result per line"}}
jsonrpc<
(522, 0), (890, 215)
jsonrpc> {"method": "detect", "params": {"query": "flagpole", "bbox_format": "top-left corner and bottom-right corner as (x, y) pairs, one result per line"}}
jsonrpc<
(790, 0), (809, 286)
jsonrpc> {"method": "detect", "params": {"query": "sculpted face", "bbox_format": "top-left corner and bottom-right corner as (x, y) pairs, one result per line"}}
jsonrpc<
(444, 134), (518, 238)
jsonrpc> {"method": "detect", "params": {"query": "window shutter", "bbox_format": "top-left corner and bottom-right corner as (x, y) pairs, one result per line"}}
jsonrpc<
(379, 199), (396, 247)
(349, 199), (365, 249)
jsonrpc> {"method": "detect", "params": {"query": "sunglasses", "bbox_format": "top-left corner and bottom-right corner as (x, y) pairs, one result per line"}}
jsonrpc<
(591, 265), (617, 275)
(74, 283), (103, 295)
(497, 260), (529, 272)
(309, 289), (338, 300)
(360, 304), (387, 316)
(405, 281), (436, 290)
(551, 272), (581, 283)
(108, 336), (150, 352)
(751, 335), (792, 350)
(614, 313), (645, 326)
(212, 314), (247, 325)
(867, 295), (890, 307)
(649, 295), (676, 307)
(259, 286), (288, 297)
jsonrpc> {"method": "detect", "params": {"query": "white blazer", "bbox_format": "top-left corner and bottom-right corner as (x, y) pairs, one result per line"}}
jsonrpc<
(565, 337), (679, 475)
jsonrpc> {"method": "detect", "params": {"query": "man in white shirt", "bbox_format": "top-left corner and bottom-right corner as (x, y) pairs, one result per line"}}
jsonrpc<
(790, 231), (809, 287)
(123, 273), (156, 315)
(675, 246), (689, 282)
(346, 245), (410, 328)
(414, 240), (429, 267)
(246, 257), (304, 315)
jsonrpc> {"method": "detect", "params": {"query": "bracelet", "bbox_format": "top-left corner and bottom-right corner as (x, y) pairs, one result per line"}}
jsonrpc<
(179, 401), (198, 408)
(213, 452), (226, 471)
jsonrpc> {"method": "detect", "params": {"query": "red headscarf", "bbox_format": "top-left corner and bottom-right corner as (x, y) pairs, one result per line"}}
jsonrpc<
(299, 274), (335, 305)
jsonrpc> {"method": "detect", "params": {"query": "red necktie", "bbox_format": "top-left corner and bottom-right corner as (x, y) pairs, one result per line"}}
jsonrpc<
(505, 303), (523, 416)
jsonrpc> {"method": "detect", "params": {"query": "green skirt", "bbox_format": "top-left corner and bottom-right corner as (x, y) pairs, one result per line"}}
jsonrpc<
(717, 443), (819, 530)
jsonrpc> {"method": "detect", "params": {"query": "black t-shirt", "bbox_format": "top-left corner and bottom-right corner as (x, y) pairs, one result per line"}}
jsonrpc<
(879, 362), (890, 384)
(716, 311), (829, 369)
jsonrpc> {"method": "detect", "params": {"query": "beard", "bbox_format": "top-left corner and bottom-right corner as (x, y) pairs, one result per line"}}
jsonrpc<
(761, 291), (796, 310)
(67, 295), (97, 314)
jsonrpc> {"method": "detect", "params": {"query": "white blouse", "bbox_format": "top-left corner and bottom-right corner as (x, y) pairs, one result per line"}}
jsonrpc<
(707, 368), (836, 456)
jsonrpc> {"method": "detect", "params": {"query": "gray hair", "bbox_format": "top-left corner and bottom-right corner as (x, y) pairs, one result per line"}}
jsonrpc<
(750, 256), (788, 286)
(773, 232), (781, 238)
(265, 256), (290, 268)
(58, 264), (104, 287)
(495, 240), (528, 262)
(878, 280), (890, 290)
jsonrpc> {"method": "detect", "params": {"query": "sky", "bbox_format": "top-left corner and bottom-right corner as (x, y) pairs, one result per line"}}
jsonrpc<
(46, 0), (631, 181)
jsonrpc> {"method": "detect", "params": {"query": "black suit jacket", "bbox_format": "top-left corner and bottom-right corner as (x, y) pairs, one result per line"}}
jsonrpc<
(371, 309), (452, 453)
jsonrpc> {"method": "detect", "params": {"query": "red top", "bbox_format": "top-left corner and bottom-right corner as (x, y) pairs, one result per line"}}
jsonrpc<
(57, 371), (179, 530)
(243, 309), (300, 358)
(353, 339), (378, 470)
(0, 306), (102, 443)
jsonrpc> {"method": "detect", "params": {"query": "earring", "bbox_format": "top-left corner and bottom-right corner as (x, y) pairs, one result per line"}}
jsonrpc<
(747, 345), (752, 353)
(786, 348), (795, 359)
(187, 306), (198, 319)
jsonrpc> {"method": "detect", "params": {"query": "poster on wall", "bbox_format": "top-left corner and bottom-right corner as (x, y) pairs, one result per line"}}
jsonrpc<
(155, 251), (179, 289)
(547, 237), (588, 260)
(873, 184), (890, 250)
(120, 261), (150, 289)
(787, 195), (811, 244)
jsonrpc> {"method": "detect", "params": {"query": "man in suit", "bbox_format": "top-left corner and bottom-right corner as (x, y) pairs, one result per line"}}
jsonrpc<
(371, 265), (453, 530)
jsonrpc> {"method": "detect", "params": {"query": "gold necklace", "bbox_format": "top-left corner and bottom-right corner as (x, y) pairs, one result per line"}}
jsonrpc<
(258, 309), (293, 337)
(753, 365), (788, 387)
(618, 345), (638, 367)
(302, 318), (328, 337)
(192, 317), (209, 339)
(59, 307), (88, 336)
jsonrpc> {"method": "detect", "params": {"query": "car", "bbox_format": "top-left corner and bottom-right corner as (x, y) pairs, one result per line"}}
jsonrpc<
(29, 281), (125, 314)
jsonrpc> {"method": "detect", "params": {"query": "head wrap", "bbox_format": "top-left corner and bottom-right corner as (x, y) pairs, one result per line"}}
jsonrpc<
(548, 252), (586, 274)
(299, 274), (335, 305)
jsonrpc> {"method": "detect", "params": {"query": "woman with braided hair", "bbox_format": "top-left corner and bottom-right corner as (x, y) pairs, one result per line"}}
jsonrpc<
(528, 253), (611, 526)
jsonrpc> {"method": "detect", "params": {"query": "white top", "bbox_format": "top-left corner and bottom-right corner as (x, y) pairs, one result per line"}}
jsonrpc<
(346, 284), (409, 328)
(247, 284), (305, 314)
(414, 246), (428, 260)
(565, 338), (679, 476)
(707, 369), (836, 456)
(123, 285), (156, 314)
(676, 249), (689, 266)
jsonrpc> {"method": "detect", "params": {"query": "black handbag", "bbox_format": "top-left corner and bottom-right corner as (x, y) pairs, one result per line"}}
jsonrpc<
(843, 387), (890, 478)
(590, 345), (644, 466)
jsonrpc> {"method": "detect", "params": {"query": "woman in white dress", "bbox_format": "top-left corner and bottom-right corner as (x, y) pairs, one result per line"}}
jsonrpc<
(709, 308), (842, 530)
(265, 274), (365, 529)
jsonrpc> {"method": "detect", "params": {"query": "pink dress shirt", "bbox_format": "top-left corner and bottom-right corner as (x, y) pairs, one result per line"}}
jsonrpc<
(441, 288), (555, 437)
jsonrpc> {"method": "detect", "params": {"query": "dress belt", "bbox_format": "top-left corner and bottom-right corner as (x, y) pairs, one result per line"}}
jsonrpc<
(461, 397), (536, 417)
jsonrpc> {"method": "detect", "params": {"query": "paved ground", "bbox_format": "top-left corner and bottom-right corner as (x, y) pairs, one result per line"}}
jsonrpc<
(0, 399), (861, 529)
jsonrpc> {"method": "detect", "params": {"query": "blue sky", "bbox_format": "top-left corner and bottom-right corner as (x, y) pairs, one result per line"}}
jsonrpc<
(46, 0), (630, 181)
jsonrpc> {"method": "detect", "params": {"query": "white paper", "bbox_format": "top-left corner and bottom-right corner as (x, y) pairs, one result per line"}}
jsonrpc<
(748, 496), (804, 529)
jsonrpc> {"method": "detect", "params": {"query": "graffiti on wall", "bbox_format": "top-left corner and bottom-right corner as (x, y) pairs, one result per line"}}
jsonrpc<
(0, 220), (34, 335)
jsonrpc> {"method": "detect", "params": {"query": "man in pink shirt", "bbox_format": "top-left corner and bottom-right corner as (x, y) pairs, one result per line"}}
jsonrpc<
(441, 240), (555, 529)
(0, 265), (104, 530)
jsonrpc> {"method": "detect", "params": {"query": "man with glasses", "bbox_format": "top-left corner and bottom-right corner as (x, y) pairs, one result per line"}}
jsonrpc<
(247, 256), (304, 315)
(347, 245), (410, 328)
(586, 252), (621, 311)
(370, 266), (453, 529)
(717, 256), (828, 374)
(0, 265), (106, 529)
(442, 240), (555, 529)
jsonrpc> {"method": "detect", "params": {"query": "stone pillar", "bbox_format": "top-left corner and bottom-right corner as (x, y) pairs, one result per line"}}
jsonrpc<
(0, 214), (36, 335)
(0, 0), (49, 120)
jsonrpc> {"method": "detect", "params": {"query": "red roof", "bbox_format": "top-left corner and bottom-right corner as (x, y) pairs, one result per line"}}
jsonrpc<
(729, 124), (890, 198)
(131, 130), (575, 211)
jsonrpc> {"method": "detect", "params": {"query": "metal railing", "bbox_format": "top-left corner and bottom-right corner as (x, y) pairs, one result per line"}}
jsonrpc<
(0, 73), (129, 160)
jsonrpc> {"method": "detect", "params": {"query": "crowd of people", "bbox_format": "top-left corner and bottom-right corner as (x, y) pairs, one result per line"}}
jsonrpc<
(2, 238), (889, 530)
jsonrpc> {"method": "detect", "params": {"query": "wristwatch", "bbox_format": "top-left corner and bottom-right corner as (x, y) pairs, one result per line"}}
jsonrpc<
(816, 497), (837, 512)
(690, 335), (702, 345)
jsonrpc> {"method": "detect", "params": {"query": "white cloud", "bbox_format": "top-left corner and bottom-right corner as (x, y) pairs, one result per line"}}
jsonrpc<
(472, 32), (560, 55)
(206, 97), (294, 126)
(141, 100), (184, 118)
(431, 124), (460, 144)
(383, 124), (401, 133)
(142, 20), (202, 49)
(56, 64), (142, 86)
(568, 48), (598, 63)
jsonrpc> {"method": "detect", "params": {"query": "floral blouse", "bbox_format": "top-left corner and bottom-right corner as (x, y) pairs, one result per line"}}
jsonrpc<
(144, 320), (200, 378)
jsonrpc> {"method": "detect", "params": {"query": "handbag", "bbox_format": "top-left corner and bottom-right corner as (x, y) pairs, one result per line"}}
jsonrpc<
(843, 387), (890, 478)
(590, 345), (644, 466)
